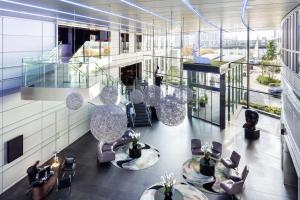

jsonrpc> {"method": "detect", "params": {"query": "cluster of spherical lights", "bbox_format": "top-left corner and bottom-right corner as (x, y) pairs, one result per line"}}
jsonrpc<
(144, 85), (193, 126)
(90, 85), (127, 143)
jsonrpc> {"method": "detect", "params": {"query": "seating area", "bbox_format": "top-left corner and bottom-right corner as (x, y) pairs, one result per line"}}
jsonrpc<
(189, 138), (248, 197)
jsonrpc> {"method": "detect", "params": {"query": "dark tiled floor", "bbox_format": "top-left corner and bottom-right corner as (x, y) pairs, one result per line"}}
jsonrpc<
(0, 111), (297, 200)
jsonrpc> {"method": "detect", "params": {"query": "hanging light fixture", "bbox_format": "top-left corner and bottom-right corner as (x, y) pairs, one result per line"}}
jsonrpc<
(66, 92), (83, 110)
(99, 85), (119, 104)
(90, 105), (127, 143)
(130, 89), (144, 104)
(144, 85), (163, 107)
(173, 85), (193, 104)
(157, 95), (186, 126)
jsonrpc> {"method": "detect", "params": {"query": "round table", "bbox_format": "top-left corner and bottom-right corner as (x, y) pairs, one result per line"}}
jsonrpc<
(140, 182), (208, 200)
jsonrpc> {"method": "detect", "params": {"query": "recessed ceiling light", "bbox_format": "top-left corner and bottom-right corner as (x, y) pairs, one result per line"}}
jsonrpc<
(59, 0), (153, 27)
(0, 0), (141, 30)
(119, 0), (171, 22)
(0, 8), (118, 30)
(241, 0), (253, 30)
(181, 0), (225, 31)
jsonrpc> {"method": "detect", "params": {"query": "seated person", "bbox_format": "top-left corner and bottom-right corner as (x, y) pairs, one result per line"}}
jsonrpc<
(27, 161), (43, 187)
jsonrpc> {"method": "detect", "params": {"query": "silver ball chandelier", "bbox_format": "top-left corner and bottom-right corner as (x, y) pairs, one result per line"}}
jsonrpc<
(99, 85), (119, 104)
(157, 95), (186, 126)
(66, 92), (83, 110)
(130, 89), (144, 104)
(173, 85), (193, 104)
(144, 85), (163, 107)
(90, 105), (127, 143)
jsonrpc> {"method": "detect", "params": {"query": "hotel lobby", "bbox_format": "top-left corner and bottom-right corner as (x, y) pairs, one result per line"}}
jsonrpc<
(0, 0), (299, 200)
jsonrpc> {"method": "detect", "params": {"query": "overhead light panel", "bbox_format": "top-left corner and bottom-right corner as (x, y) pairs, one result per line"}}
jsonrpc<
(60, 0), (152, 26)
(119, 0), (171, 22)
(241, 0), (253, 30)
(0, 8), (115, 29)
(0, 0), (140, 30)
(181, 0), (224, 31)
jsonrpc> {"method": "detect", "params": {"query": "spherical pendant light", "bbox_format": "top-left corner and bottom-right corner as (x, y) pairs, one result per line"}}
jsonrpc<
(100, 85), (119, 104)
(173, 85), (193, 104)
(144, 85), (163, 107)
(90, 105), (127, 143)
(130, 89), (144, 104)
(158, 95), (186, 126)
(66, 92), (83, 110)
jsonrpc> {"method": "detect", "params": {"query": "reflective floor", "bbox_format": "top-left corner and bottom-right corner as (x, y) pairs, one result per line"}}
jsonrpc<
(0, 108), (297, 200)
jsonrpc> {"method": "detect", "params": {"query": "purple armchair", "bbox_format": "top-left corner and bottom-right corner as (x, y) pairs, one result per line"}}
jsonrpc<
(191, 139), (204, 156)
(220, 180), (244, 197)
(113, 129), (133, 150)
(97, 142), (115, 163)
(229, 165), (249, 182)
(221, 151), (241, 169)
(211, 141), (222, 160)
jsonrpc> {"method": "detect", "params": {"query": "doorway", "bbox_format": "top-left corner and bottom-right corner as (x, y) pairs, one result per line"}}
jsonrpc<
(120, 63), (142, 86)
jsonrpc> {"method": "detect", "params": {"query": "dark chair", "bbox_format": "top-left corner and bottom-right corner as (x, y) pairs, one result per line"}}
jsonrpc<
(191, 139), (204, 156)
(221, 151), (241, 169)
(229, 165), (249, 182)
(57, 175), (72, 193)
(211, 141), (222, 160)
(62, 157), (76, 178)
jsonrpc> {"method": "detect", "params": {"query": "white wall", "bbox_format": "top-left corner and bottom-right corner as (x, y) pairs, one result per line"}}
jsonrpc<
(0, 16), (91, 194)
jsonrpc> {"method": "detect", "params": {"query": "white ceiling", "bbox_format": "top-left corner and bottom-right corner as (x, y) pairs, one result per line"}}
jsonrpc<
(0, 0), (299, 33)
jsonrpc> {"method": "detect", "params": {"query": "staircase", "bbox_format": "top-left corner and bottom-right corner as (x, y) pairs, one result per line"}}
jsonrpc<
(133, 103), (152, 127)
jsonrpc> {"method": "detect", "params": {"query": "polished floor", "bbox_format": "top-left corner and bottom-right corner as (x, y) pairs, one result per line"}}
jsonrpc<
(0, 109), (297, 200)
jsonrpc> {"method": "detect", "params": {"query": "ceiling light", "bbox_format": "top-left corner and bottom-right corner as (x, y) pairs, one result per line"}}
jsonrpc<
(0, 0), (140, 30)
(181, 0), (224, 31)
(119, 0), (171, 22)
(241, 0), (253, 30)
(0, 8), (111, 29)
(60, 0), (152, 26)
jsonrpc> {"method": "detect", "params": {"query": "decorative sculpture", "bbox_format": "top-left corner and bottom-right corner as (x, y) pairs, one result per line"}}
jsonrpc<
(66, 92), (83, 110)
(192, 44), (211, 64)
(90, 105), (127, 143)
(243, 109), (260, 139)
(157, 95), (186, 126)
(130, 89), (144, 104)
(99, 85), (119, 104)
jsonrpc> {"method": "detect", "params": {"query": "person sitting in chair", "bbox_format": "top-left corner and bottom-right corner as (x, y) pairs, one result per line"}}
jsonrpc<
(27, 161), (42, 187)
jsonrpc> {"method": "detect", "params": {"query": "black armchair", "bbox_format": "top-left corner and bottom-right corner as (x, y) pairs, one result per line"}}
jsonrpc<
(62, 157), (76, 178)
(57, 175), (72, 193)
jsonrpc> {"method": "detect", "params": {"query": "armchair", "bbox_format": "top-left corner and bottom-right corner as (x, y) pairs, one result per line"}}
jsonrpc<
(211, 141), (222, 160)
(97, 142), (115, 163)
(220, 180), (244, 199)
(61, 157), (76, 178)
(221, 151), (241, 169)
(191, 139), (204, 156)
(113, 129), (133, 149)
(229, 165), (249, 182)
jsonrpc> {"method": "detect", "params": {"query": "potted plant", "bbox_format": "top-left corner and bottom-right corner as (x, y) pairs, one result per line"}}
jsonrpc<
(161, 173), (176, 200)
(199, 94), (208, 107)
(201, 142), (212, 164)
(128, 131), (141, 158)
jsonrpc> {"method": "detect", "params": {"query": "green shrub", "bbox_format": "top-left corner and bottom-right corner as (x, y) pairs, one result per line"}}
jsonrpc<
(240, 100), (281, 115)
(256, 75), (281, 86)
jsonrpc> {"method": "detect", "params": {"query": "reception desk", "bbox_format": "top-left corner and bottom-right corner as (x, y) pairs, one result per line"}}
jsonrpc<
(32, 163), (60, 200)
